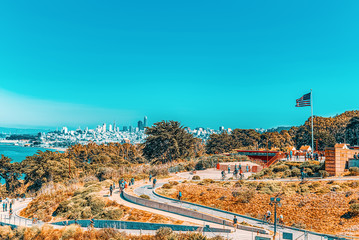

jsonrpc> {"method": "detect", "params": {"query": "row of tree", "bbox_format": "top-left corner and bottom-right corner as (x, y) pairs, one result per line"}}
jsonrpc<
(206, 111), (359, 153)
(1, 111), (359, 196)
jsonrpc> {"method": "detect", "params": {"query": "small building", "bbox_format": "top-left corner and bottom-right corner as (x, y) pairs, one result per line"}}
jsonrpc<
(300, 145), (312, 152)
(325, 143), (359, 176)
(287, 146), (296, 152)
(217, 161), (262, 173)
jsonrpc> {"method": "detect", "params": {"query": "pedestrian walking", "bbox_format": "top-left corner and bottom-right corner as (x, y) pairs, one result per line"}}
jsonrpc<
(109, 185), (113, 196)
(178, 191), (182, 201)
(131, 177), (135, 185)
(233, 216), (238, 226)
(149, 174), (152, 182)
(228, 165), (231, 174)
(152, 178), (157, 188)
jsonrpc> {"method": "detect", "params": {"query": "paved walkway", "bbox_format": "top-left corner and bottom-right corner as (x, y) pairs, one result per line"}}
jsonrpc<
(134, 182), (328, 240)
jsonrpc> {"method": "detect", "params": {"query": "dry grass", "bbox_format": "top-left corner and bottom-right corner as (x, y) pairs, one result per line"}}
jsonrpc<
(160, 180), (359, 236)
(21, 180), (183, 225)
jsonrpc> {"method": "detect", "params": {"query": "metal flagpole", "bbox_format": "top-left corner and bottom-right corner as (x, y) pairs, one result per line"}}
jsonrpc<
(311, 89), (314, 157)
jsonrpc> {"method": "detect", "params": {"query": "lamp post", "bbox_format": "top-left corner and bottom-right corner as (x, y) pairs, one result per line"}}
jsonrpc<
(270, 197), (282, 239)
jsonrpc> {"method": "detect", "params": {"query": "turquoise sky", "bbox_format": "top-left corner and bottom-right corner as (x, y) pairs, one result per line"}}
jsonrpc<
(1, 1), (358, 129)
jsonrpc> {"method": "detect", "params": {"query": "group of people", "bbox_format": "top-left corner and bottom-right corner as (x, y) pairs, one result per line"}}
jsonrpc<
(1, 198), (14, 218)
(264, 210), (284, 225)
(108, 177), (137, 196)
(221, 164), (246, 180)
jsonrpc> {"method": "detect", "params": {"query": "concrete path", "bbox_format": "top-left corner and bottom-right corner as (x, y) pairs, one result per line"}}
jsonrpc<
(134, 182), (329, 240)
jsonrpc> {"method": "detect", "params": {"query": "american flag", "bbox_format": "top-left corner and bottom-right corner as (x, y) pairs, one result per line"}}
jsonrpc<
(296, 92), (311, 107)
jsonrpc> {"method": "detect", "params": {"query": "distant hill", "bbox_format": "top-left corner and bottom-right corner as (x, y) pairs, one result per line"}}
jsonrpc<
(0, 127), (52, 135)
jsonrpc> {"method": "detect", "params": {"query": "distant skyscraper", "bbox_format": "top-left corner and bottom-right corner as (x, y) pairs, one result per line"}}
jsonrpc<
(123, 126), (128, 132)
(113, 121), (116, 132)
(61, 127), (68, 134)
(144, 116), (147, 128)
(219, 126), (224, 132)
(138, 121), (143, 130)
(129, 126), (133, 132)
(109, 124), (113, 132)
(102, 123), (107, 132)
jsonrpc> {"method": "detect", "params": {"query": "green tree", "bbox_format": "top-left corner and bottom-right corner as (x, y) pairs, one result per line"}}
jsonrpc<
(21, 151), (76, 191)
(206, 132), (233, 154)
(345, 117), (359, 146)
(143, 121), (195, 163)
(0, 155), (21, 193)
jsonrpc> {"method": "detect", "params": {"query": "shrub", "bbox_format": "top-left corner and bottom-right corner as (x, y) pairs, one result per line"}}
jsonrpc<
(192, 175), (201, 180)
(349, 167), (359, 176)
(304, 168), (313, 176)
(169, 181), (179, 186)
(202, 179), (215, 184)
(330, 185), (340, 191)
(273, 164), (289, 173)
(140, 194), (150, 199)
(350, 203), (359, 216)
(97, 207), (123, 220)
(232, 188), (254, 203)
(319, 170), (329, 178)
(155, 227), (174, 240)
(162, 184), (172, 189)
(291, 168), (301, 177)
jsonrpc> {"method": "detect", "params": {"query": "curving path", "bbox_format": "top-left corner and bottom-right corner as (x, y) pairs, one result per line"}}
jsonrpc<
(134, 182), (343, 240)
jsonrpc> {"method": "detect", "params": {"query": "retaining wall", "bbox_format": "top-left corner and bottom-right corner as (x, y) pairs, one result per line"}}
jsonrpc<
(51, 220), (230, 233)
(122, 189), (267, 234)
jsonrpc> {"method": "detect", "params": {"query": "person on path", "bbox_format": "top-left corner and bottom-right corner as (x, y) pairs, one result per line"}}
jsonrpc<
(266, 210), (271, 223)
(109, 185), (113, 196)
(113, 182), (116, 189)
(233, 216), (238, 226)
(228, 166), (231, 174)
(178, 191), (182, 201)
(131, 177), (135, 185)
(9, 200), (12, 210)
(290, 150), (293, 160)
(124, 180), (128, 188)
(5, 202), (8, 211)
(279, 214), (284, 225)
(152, 178), (157, 188)
(149, 174), (152, 182)
(2, 201), (5, 212)
(246, 165), (249, 173)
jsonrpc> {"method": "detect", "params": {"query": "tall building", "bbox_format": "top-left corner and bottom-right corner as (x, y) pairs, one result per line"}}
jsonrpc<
(144, 116), (147, 128)
(123, 126), (128, 132)
(219, 126), (224, 132)
(109, 124), (113, 132)
(113, 121), (116, 132)
(102, 123), (107, 133)
(129, 126), (133, 132)
(138, 121), (144, 130)
(61, 127), (68, 134)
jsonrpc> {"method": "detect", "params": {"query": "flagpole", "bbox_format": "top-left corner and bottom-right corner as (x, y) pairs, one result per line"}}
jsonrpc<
(311, 89), (314, 157)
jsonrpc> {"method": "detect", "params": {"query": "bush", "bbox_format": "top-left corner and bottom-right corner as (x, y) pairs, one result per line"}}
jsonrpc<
(192, 175), (201, 180)
(330, 185), (340, 192)
(350, 203), (359, 216)
(232, 188), (254, 203)
(162, 184), (172, 189)
(155, 227), (174, 240)
(349, 167), (359, 176)
(202, 179), (215, 184)
(273, 164), (289, 173)
(140, 194), (150, 199)
(169, 181), (179, 186)
(319, 170), (329, 178)
(291, 168), (301, 177)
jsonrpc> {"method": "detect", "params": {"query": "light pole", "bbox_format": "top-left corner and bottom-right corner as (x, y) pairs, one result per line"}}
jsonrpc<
(270, 197), (282, 239)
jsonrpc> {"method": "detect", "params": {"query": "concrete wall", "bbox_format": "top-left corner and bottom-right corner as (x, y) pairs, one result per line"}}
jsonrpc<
(122, 190), (267, 234)
(51, 219), (230, 233)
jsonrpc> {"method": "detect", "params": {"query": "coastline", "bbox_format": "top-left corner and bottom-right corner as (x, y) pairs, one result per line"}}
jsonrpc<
(0, 140), (67, 152)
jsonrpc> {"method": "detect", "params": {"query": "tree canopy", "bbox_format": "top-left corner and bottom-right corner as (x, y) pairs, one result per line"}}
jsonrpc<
(143, 121), (196, 163)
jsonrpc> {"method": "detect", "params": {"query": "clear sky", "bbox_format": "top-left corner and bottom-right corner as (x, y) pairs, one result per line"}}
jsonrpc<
(1, 1), (358, 130)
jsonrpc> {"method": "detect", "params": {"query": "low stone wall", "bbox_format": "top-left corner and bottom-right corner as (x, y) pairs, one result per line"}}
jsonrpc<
(52, 219), (230, 233)
(122, 190), (267, 234)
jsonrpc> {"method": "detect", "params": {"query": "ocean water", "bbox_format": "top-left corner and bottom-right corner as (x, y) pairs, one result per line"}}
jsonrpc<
(0, 143), (61, 163)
